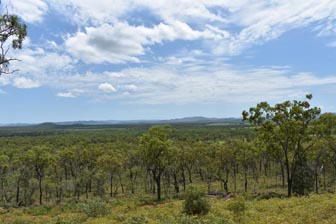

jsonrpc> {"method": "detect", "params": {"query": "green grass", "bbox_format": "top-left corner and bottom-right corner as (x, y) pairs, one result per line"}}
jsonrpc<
(1, 193), (336, 223)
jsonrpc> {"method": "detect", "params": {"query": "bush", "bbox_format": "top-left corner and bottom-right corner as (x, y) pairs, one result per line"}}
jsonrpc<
(227, 196), (246, 216)
(183, 186), (210, 215)
(80, 198), (109, 217)
(177, 214), (233, 224)
(292, 155), (314, 195)
(256, 192), (283, 200)
(25, 205), (52, 216)
(124, 215), (149, 224)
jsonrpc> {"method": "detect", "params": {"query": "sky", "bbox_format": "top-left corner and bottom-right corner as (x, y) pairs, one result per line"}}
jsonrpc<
(1, 0), (336, 123)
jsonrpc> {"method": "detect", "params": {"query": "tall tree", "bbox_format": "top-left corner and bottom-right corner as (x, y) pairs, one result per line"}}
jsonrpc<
(242, 94), (320, 196)
(140, 126), (174, 201)
(26, 146), (53, 205)
(0, 3), (27, 74)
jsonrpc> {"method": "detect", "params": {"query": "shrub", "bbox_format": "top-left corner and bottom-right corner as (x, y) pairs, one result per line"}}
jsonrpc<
(80, 198), (109, 217)
(183, 186), (210, 215)
(13, 220), (33, 224)
(124, 215), (149, 224)
(227, 196), (246, 216)
(25, 205), (52, 216)
(177, 214), (233, 224)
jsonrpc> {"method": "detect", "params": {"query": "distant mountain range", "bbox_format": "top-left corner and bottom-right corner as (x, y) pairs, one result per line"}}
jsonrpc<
(0, 116), (242, 127)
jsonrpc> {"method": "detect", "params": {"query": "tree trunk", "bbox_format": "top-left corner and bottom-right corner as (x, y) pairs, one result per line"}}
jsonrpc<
(187, 167), (192, 183)
(85, 183), (89, 199)
(16, 179), (20, 205)
(118, 174), (124, 194)
(323, 166), (326, 191)
(280, 160), (285, 188)
(181, 170), (186, 191)
(287, 177), (292, 197)
(315, 167), (319, 194)
(38, 176), (43, 205)
(155, 175), (161, 201)
(233, 165), (237, 192)
(225, 168), (229, 193)
(244, 166), (248, 193)
(172, 172), (179, 194)
(109, 173), (113, 197)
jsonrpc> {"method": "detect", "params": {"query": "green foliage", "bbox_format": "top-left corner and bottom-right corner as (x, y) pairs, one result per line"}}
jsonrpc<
(124, 214), (149, 224)
(256, 192), (283, 200)
(242, 95), (321, 197)
(176, 214), (233, 224)
(183, 186), (210, 215)
(292, 155), (314, 195)
(0, 112), (335, 223)
(140, 125), (175, 201)
(227, 196), (246, 217)
(80, 198), (109, 217)
(12, 220), (33, 224)
(0, 7), (27, 74)
(24, 205), (52, 216)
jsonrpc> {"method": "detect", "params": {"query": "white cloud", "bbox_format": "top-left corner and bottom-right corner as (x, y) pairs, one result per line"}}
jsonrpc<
(0, 74), (12, 86)
(65, 23), (145, 64)
(4, 0), (336, 107)
(32, 63), (336, 105)
(13, 77), (40, 89)
(14, 50), (74, 74)
(48, 0), (132, 25)
(56, 92), (77, 98)
(124, 84), (138, 91)
(213, 0), (336, 55)
(3, 0), (48, 23)
(56, 89), (84, 98)
(98, 83), (117, 93)
(65, 21), (221, 64)
(49, 0), (336, 61)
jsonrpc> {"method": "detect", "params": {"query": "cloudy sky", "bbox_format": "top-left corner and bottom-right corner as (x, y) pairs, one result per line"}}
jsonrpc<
(1, 0), (336, 123)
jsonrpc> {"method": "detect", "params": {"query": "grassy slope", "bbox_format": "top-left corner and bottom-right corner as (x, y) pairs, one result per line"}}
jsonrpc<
(1, 194), (336, 224)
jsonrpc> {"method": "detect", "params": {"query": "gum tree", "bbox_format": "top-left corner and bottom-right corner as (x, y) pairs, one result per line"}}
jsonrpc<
(242, 94), (320, 196)
(0, 4), (27, 74)
(140, 125), (174, 201)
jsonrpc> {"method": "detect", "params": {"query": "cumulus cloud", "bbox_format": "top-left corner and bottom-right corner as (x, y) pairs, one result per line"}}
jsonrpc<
(8, 0), (336, 61)
(65, 21), (221, 64)
(52, 0), (336, 58)
(98, 83), (117, 93)
(5, 0), (336, 107)
(13, 77), (40, 89)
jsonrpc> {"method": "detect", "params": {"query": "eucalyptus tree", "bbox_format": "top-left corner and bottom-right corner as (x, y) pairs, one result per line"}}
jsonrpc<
(97, 150), (124, 197)
(0, 153), (10, 203)
(243, 94), (321, 196)
(140, 125), (174, 201)
(26, 146), (53, 205)
(0, 3), (27, 74)
(317, 113), (336, 171)
(192, 141), (218, 194)
(233, 138), (258, 193)
(125, 146), (140, 194)
(213, 142), (236, 194)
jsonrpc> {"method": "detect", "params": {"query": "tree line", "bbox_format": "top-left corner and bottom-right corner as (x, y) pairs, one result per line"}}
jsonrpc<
(0, 96), (335, 206)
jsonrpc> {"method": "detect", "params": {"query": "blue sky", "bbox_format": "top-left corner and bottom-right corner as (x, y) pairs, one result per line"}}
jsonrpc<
(1, 0), (336, 123)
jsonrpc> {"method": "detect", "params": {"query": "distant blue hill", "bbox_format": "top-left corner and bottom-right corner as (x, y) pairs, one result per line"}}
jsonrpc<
(0, 116), (242, 127)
